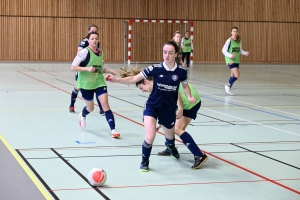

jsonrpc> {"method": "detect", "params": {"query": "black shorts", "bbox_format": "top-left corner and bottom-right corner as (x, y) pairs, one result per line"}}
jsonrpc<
(80, 87), (107, 101)
(182, 101), (201, 120)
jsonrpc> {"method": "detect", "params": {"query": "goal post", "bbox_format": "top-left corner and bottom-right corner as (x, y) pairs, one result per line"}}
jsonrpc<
(127, 19), (194, 65)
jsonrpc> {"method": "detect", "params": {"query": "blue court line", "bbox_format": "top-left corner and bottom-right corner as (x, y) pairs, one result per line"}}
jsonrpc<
(75, 141), (96, 144)
(248, 107), (300, 121)
(201, 95), (300, 122)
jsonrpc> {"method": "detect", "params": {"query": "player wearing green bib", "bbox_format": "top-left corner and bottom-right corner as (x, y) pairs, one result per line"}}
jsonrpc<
(181, 31), (193, 68)
(172, 31), (184, 66)
(71, 32), (120, 138)
(222, 27), (249, 95)
(69, 24), (104, 115)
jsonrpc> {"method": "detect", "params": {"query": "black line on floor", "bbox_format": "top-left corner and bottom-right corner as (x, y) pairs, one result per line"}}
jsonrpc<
(15, 149), (60, 200)
(231, 144), (300, 170)
(55, 78), (74, 86)
(51, 148), (110, 200)
(187, 80), (221, 89)
(17, 140), (300, 150)
(20, 65), (36, 72)
(26, 149), (300, 160)
(108, 95), (143, 108)
(197, 113), (235, 125)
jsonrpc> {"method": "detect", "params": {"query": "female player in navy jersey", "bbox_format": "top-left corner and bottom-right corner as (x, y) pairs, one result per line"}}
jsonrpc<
(71, 32), (120, 138)
(119, 67), (208, 170)
(106, 41), (206, 171)
(69, 24), (104, 115)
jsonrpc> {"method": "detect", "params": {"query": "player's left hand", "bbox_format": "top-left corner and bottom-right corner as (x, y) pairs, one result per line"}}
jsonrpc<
(188, 97), (196, 104)
(245, 51), (249, 56)
(105, 74), (117, 82)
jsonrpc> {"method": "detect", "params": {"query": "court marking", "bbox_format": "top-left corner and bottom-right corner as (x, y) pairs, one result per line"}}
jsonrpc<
(0, 134), (53, 200)
(203, 108), (300, 137)
(16, 140), (300, 151)
(22, 148), (300, 160)
(198, 91), (300, 118)
(48, 177), (300, 191)
(231, 143), (300, 170)
(17, 71), (300, 195)
(51, 148), (110, 199)
(201, 95), (300, 121)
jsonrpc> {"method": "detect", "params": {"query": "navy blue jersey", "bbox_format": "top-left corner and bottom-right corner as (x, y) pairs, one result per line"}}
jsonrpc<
(141, 62), (188, 110)
(78, 38), (100, 50)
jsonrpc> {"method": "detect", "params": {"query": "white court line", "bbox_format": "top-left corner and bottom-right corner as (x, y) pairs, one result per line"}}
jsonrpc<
(108, 82), (300, 137)
(203, 107), (300, 137)
(198, 91), (300, 117)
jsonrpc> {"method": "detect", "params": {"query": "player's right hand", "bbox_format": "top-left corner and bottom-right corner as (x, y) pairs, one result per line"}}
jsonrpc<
(87, 67), (95, 72)
(231, 54), (235, 59)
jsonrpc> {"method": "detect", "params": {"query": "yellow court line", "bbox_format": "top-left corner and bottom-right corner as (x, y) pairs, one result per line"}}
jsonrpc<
(0, 134), (52, 200)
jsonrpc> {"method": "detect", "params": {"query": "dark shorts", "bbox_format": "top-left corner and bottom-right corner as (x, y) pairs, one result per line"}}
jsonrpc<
(182, 101), (201, 120)
(80, 86), (107, 101)
(143, 104), (176, 129)
(228, 63), (239, 69)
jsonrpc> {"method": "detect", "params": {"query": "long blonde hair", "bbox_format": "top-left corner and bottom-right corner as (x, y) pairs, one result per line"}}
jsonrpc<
(119, 67), (153, 87)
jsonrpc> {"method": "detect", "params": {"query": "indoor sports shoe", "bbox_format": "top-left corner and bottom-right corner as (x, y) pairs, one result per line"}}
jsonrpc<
(225, 85), (234, 96)
(140, 160), (149, 172)
(100, 109), (105, 116)
(111, 129), (120, 138)
(165, 142), (180, 159)
(156, 147), (178, 156)
(191, 154), (208, 170)
(69, 106), (75, 113)
(78, 112), (86, 129)
(157, 148), (171, 156)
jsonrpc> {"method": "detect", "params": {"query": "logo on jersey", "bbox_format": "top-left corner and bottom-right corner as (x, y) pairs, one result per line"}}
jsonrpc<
(172, 75), (178, 81)
(157, 83), (177, 91)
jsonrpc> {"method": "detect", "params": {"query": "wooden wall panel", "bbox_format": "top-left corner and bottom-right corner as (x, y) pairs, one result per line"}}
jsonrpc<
(1, 0), (299, 22)
(193, 22), (300, 63)
(0, 17), (124, 61)
(0, 0), (299, 62)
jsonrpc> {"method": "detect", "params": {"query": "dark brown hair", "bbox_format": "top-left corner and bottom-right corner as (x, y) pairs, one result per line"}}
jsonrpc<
(88, 24), (98, 31)
(87, 31), (99, 39)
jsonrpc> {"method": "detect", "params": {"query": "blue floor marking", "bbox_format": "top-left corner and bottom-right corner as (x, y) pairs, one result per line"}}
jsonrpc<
(201, 95), (300, 122)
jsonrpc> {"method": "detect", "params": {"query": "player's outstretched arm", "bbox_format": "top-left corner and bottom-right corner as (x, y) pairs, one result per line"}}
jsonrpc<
(105, 73), (144, 84)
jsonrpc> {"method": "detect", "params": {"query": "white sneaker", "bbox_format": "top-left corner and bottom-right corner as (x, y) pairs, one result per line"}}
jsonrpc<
(78, 112), (86, 129)
(225, 85), (234, 96)
(111, 129), (120, 138)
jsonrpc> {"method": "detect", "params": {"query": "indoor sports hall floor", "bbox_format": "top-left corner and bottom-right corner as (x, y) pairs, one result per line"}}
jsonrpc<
(0, 62), (299, 200)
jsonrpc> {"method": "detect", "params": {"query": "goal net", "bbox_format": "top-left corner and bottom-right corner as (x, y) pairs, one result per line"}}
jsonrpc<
(127, 19), (194, 65)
